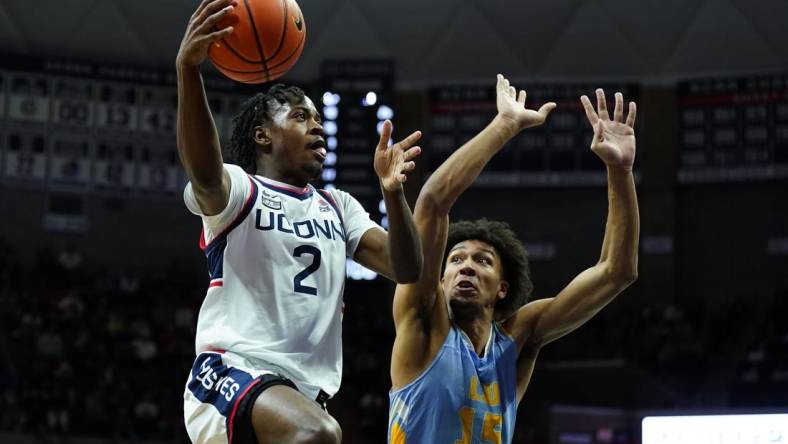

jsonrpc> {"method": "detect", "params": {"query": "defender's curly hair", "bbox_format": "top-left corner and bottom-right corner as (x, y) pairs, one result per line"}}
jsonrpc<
(445, 218), (533, 320)
(226, 84), (306, 174)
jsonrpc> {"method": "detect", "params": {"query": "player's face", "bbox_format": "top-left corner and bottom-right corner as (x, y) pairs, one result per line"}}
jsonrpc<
(265, 97), (326, 185)
(441, 240), (508, 318)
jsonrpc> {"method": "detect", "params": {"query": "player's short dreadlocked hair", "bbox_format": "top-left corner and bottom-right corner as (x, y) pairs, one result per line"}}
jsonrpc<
(445, 218), (533, 320)
(226, 84), (306, 174)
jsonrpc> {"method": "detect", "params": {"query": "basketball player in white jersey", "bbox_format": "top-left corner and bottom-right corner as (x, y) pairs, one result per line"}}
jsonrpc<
(176, 1), (423, 443)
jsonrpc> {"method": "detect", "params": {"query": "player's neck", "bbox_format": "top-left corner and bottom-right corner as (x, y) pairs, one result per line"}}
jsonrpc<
(456, 315), (494, 357)
(256, 166), (309, 188)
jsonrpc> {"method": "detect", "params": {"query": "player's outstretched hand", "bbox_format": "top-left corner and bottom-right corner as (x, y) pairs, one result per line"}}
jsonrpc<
(176, 0), (237, 68)
(496, 74), (556, 132)
(580, 89), (637, 171)
(374, 120), (422, 192)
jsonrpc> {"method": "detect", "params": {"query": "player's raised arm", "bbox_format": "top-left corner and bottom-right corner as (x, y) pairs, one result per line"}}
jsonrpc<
(406, 74), (555, 311)
(507, 89), (639, 359)
(175, 0), (236, 216)
(417, 75), (556, 216)
(389, 75), (555, 387)
(354, 121), (424, 283)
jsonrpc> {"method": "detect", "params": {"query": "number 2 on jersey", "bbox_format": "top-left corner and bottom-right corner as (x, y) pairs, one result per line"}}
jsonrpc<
(293, 245), (321, 295)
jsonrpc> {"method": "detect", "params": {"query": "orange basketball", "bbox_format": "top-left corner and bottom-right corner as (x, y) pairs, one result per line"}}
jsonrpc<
(208, 0), (306, 84)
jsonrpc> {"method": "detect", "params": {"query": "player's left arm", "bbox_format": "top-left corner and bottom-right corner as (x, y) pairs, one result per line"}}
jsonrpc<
(354, 120), (423, 283)
(505, 89), (640, 354)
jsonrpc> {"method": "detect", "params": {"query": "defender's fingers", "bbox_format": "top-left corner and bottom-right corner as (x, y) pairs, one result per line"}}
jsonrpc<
(518, 90), (527, 105)
(613, 92), (624, 123)
(395, 130), (422, 150)
(401, 161), (416, 172)
(397, 173), (408, 183)
(596, 88), (609, 120)
(496, 74), (505, 93)
(502, 76), (511, 93)
(580, 95), (599, 125)
(595, 121), (605, 143)
(403, 146), (422, 161)
(377, 120), (393, 149)
(626, 102), (637, 128)
(538, 102), (557, 117)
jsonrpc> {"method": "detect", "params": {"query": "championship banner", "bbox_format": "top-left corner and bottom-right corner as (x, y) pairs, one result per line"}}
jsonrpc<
(6, 72), (50, 124)
(93, 139), (136, 192)
(95, 81), (139, 133)
(49, 134), (92, 186)
(2, 130), (48, 181)
(51, 77), (94, 128)
(139, 86), (176, 135)
(137, 143), (181, 195)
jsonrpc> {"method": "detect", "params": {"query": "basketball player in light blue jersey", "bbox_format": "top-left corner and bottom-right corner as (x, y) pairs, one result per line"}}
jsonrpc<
(388, 75), (640, 443)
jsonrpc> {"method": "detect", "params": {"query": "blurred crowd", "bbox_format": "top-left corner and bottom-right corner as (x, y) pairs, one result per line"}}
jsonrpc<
(0, 238), (785, 443)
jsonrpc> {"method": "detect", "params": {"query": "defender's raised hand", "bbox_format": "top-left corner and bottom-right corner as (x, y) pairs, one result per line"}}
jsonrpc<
(176, 0), (237, 68)
(374, 120), (422, 192)
(581, 89), (637, 171)
(496, 74), (556, 132)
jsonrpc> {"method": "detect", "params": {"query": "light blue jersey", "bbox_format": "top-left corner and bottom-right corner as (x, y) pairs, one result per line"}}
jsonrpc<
(388, 322), (519, 444)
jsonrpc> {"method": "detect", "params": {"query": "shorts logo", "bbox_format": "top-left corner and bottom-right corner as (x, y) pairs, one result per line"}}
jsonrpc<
(188, 353), (254, 413)
(195, 356), (241, 402)
(261, 190), (282, 210)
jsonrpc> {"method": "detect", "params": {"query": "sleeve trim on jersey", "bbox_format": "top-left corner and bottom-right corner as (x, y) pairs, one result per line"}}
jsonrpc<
(200, 175), (259, 252)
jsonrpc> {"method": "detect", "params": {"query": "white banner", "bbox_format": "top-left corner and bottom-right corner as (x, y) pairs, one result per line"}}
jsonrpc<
(7, 95), (49, 123)
(642, 414), (788, 444)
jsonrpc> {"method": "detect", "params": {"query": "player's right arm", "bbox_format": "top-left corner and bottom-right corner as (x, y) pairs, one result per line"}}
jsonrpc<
(390, 75), (556, 388)
(175, 0), (236, 216)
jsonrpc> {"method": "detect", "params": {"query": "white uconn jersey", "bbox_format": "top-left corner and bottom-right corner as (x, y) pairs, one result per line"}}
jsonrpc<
(184, 164), (380, 399)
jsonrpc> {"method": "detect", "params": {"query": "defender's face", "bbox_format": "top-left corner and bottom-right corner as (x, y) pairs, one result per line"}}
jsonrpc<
(266, 96), (326, 183)
(441, 240), (508, 315)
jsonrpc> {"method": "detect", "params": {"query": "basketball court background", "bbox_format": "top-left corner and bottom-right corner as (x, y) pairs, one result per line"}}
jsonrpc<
(0, 0), (786, 443)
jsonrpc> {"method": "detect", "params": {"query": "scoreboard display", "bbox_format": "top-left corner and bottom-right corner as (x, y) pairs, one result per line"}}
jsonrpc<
(678, 73), (788, 182)
(0, 60), (247, 198)
(427, 83), (640, 187)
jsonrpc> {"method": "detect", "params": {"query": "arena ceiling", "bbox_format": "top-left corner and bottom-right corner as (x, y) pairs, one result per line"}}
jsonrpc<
(0, 0), (786, 87)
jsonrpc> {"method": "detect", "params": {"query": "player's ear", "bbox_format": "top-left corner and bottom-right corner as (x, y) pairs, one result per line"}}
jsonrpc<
(254, 126), (272, 149)
(497, 281), (509, 301)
